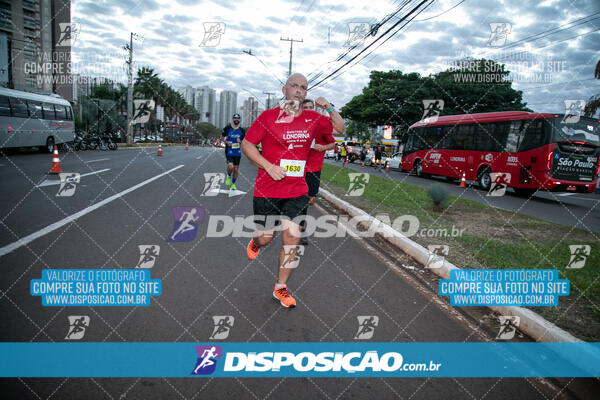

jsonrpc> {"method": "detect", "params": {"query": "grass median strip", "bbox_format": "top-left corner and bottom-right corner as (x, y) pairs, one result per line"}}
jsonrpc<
(319, 163), (600, 340)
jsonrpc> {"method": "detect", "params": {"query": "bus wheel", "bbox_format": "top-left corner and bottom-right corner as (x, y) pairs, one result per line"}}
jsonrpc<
(477, 167), (492, 191)
(413, 160), (423, 177)
(44, 137), (55, 153)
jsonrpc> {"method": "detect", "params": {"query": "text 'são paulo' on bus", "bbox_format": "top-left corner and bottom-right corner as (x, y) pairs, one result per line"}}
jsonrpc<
(398, 111), (600, 196)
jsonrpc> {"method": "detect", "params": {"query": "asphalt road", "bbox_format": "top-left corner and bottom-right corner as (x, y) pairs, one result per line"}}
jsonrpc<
(0, 147), (598, 399)
(325, 158), (600, 233)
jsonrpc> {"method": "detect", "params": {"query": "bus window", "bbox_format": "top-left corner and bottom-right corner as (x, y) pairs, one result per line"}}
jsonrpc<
(0, 96), (10, 116)
(66, 106), (73, 120)
(54, 104), (67, 120)
(518, 120), (546, 151)
(505, 121), (523, 152)
(452, 124), (474, 150)
(492, 122), (510, 151)
(474, 123), (495, 151)
(42, 103), (56, 120)
(27, 101), (42, 119)
(9, 97), (28, 118)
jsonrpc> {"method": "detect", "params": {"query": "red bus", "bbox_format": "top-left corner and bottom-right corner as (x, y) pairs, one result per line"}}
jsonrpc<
(399, 111), (600, 196)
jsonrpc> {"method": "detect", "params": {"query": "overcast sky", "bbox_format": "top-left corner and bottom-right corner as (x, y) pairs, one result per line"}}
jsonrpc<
(72, 0), (600, 117)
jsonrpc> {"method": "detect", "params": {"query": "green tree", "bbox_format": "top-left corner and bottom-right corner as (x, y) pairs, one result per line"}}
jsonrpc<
(196, 122), (220, 139)
(341, 59), (530, 136)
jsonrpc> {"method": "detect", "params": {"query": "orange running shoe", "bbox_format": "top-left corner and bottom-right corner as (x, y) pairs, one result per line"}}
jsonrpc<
(247, 239), (260, 260)
(273, 284), (296, 308)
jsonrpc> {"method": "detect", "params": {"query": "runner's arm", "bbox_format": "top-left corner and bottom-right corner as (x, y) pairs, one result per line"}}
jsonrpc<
(242, 139), (286, 180)
(328, 108), (345, 135)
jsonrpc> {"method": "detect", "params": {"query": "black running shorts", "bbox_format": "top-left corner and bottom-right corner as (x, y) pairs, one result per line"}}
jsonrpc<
(253, 196), (309, 227)
(305, 170), (322, 197)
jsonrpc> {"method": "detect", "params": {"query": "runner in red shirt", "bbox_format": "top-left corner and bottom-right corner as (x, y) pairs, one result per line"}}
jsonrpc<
(241, 73), (340, 308)
(299, 98), (344, 245)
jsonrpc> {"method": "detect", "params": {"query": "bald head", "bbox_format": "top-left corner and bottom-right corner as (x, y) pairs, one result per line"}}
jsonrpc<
(282, 73), (308, 102)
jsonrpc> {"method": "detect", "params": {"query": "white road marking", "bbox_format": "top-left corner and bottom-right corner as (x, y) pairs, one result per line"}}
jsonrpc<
(85, 158), (110, 163)
(205, 188), (247, 197)
(557, 193), (575, 196)
(36, 169), (111, 187)
(0, 164), (184, 257)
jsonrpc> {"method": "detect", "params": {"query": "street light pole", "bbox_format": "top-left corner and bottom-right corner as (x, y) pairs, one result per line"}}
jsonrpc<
(280, 37), (303, 77)
(263, 92), (276, 109)
(126, 32), (134, 145)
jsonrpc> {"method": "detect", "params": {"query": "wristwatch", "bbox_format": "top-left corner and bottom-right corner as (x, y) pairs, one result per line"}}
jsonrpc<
(327, 104), (335, 113)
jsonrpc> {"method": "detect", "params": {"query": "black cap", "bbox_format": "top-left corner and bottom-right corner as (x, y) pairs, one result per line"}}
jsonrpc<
(232, 113), (241, 118)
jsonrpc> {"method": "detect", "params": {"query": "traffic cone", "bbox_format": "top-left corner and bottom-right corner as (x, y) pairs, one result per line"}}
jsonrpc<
(157, 144), (162, 156)
(185, 140), (189, 151)
(385, 161), (390, 173)
(50, 145), (61, 174)
(460, 172), (466, 188)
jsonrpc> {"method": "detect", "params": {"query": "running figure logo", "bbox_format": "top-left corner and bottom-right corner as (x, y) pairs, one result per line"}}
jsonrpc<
(276, 100), (300, 124)
(209, 316), (235, 340)
(566, 245), (590, 269)
(354, 316), (379, 339)
(57, 22), (81, 47)
(562, 100), (586, 124)
(191, 345), (222, 375)
(345, 22), (369, 47)
(65, 316), (90, 340)
(487, 23), (511, 47)
(201, 173), (226, 196)
(56, 173), (80, 197)
(346, 173), (370, 196)
(487, 172), (511, 197)
(421, 100), (444, 123)
(133, 100), (155, 124)
(496, 316), (520, 340)
(168, 207), (204, 242)
(281, 245), (305, 269)
(426, 245), (449, 269)
(136, 245), (160, 268)
(200, 22), (226, 47)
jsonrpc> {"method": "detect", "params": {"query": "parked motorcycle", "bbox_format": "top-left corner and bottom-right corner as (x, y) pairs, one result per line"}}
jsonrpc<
(74, 133), (87, 151)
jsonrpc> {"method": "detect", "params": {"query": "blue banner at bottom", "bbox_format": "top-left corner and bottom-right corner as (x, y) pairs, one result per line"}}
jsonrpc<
(0, 342), (599, 377)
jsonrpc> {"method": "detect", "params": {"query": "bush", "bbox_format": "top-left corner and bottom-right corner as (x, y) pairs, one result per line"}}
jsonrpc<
(427, 183), (450, 210)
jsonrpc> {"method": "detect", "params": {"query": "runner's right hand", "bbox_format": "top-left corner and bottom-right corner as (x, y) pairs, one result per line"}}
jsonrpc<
(266, 163), (286, 181)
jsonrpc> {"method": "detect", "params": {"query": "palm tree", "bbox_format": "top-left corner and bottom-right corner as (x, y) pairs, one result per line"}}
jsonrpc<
(584, 60), (600, 117)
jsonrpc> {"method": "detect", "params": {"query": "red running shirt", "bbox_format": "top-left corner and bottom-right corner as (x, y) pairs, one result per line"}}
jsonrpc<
(245, 107), (333, 198)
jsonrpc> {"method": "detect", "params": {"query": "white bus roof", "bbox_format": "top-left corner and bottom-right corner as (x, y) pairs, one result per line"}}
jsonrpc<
(0, 87), (71, 106)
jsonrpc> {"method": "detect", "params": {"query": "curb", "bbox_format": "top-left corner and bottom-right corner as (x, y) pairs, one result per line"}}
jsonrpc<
(319, 188), (581, 343)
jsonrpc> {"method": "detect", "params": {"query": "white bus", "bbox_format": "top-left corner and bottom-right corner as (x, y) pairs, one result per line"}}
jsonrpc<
(0, 87), (74, 152)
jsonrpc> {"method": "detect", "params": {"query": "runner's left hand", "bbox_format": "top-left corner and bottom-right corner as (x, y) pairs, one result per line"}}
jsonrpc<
(315, 97), (331, 110)
(313, 144), (326, 152)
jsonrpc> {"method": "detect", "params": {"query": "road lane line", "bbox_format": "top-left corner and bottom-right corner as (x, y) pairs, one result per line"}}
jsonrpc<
(85, 158), (110, 163)
(36, 169), (111, 187)
(0, 164), (184, 257)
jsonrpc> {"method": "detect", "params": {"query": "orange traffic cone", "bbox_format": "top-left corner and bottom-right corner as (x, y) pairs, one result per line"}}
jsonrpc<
(185, 140), (189, 151)
(460, 172), (466, 188)
(157, 144), (162, 156)
(50, 145), (61, 174)
(385, 161), (390, 173)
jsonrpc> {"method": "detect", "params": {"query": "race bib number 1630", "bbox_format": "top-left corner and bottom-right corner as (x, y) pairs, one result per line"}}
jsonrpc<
(280, 159), (306, 177)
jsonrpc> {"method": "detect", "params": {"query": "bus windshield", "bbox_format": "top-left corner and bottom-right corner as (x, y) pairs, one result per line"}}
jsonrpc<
(551, 117), (600, 147)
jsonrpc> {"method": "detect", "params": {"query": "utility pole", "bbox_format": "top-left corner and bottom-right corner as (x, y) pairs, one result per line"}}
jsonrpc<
(280, 37), (303, 77)
(263, 92), (276, 109)
(125, 32), (134, 146)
